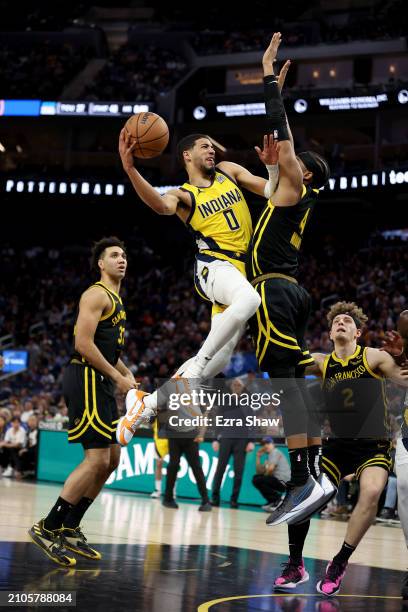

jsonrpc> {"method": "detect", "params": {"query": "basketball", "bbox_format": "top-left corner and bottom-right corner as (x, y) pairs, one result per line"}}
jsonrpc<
(124, 112), (169, 158)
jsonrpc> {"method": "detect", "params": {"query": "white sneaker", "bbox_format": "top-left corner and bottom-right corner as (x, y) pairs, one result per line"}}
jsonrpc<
(2, 466), (14, 477)
(116, 389), (154, 446)
(150, 490), (161, 499)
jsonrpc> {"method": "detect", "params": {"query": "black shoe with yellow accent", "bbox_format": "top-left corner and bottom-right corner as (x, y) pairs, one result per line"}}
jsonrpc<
(60, 526), (102, 560)
(28, 520), (76, 567)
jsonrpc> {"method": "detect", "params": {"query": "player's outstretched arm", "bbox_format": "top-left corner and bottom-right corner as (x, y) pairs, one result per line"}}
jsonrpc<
(306, 353), (327, 377)
(262, 33), (303, 203)
(366, 347), (408, 385)
(119, 128), (180, 215)
(218, 134), (279, 197)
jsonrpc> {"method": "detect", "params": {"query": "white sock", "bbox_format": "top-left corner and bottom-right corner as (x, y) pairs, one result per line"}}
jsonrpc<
(155, 479), (161, 492)
(144, 392), (158, 411)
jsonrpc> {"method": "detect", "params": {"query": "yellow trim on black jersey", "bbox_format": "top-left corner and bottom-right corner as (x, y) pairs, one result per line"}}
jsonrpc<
(322, 354), (331, 381)
(252, 205), (274, 277)
(362, 347), (383, 380)
(96, 281), (121, 301)
(331, 344), (361, 367)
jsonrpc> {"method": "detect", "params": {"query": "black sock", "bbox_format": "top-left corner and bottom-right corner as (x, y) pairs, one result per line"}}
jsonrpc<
(308, 445), (322, 480)
(288, 521), (311, 564)
(333, 541), (356, 565)
(288, 447), (310, 486)
(44, 497), (74, 531)
(63, 497), (94, 529)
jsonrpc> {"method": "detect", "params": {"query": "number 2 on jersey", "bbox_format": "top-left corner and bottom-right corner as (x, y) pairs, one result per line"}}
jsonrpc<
(223, 209), (240, 231)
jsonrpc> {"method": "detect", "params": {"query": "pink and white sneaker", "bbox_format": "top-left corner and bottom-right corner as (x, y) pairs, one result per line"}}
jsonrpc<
(316, 560), (347, 596)
(274, 558), (309, 590)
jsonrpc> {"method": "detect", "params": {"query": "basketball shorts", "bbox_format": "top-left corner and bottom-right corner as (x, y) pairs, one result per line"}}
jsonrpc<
(153, 419), (169, 458)
(194, 252), (246, 316)
(249, 277), (314, 373)
(322, 438), (392, 487)
(64, 364), (119, 449)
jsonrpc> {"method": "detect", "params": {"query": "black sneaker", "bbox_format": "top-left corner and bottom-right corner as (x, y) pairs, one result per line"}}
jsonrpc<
(162, 499), (179, 509)
(28, 520), (76, 567)
(199, 501), (212, 512)
(230, 500), (239, 509)
(266, 476), (324, 527)
(211, 494), (220, 507)
(61, 526), (101, 560)
(377, 507), (395, 521)
(287, 473), (337, 525)
(402, 571), (408, 600)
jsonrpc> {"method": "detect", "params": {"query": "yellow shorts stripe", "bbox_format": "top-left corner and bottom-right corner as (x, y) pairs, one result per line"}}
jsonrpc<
(321, 461), (340, 487)
(322, 455), (342, 479)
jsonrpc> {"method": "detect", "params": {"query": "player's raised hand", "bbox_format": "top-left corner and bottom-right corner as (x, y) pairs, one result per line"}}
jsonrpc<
(380, 330), (404, 356)
(262, 32), (282, 69)
(119, 128), (136, 173)
(278, 60), (291, 92)
(255, 134), (279, 166)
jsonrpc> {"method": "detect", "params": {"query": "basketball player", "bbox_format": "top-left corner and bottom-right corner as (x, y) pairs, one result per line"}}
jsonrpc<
(117, 63), (291, 445)
(29, 237), (136, 567)
(150, 418), (169, 498)
(383, 310), (408, 599)
(274, 302), (408, 596)
(246, 32), (332, 525)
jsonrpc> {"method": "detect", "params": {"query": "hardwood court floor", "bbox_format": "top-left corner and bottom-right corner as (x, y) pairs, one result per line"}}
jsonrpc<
(0, 480), (406, 611)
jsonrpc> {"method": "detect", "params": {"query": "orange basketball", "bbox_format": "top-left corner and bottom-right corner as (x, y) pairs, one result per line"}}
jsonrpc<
(124, 112), (169, 159)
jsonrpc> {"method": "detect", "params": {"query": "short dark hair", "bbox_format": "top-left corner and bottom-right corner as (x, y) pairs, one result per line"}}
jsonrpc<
(90, 236), (125, 273)
(11, 416), (21, 423)
(297, 151), (330, 189)
(176, 134), (211, 167)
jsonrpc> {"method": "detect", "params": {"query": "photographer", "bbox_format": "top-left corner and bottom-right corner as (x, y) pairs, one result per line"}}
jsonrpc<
(252, 437), (290, 510)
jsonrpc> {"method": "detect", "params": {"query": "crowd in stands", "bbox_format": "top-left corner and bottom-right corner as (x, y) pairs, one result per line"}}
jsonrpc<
(191, 0), (407, 55)
(82, 44), (188, 102)
(1, 233), (406, 419)
(0, 41), (94, 98)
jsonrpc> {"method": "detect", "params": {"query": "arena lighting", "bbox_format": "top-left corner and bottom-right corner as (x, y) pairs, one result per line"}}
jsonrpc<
(4, 169), (408, 196)
(398, 89), (408, 104)
(0, 100), (151, 117)
(318, 94), (388, 110)
(4, 179), (125, 196)
(294, 99), (308, 113)
(193, 106), (207, 120)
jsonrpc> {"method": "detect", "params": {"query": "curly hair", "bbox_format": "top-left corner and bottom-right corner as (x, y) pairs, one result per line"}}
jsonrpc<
(327, 301), (368, 329)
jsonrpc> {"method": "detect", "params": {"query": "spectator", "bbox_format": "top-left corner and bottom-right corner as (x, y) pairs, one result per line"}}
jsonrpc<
(0, 416), (27, 478)
(252, 437), (291, 511)
(210, 378), (255, 509)
(16, 415), (38, 476)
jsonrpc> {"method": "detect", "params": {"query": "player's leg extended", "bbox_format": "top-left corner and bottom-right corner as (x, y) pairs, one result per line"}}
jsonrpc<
(395, 438), (408, 599)
(181, 261), (260, 378)
(117, 270), (249, 442)
(317, 465), (388, 597)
